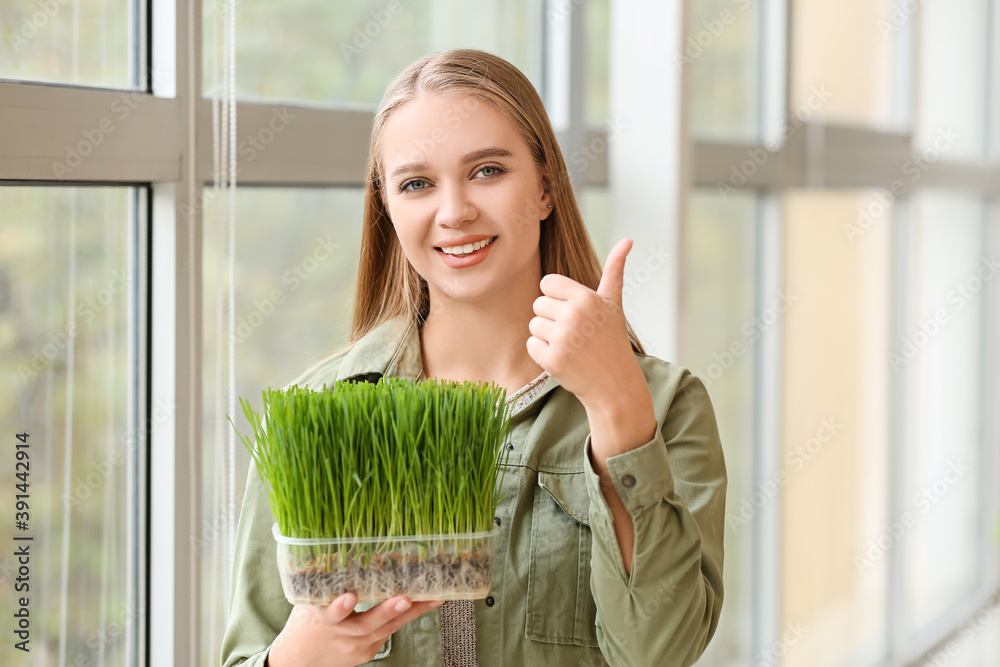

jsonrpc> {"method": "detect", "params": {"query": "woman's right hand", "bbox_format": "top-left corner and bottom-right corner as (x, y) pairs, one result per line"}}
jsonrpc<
(266, 593), (443, 667)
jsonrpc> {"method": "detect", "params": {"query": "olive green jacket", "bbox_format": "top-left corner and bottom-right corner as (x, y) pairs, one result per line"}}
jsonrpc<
(220, 314), (727, 667)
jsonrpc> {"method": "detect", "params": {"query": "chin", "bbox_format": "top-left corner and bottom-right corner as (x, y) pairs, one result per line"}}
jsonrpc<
(430, 279), (504, 304)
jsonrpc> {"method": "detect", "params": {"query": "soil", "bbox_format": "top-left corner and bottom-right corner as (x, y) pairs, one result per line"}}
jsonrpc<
(279, 548), (493, 605)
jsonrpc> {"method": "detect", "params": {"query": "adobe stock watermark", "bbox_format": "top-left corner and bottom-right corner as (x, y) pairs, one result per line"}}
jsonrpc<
(504, 193), (557, 237)
(694, 289), (799, 389)
(752, 620), (810, 666)
(16, 269), (135, 383)
(918, 591), (1000, 667)
(674, 0), (752, 69)
(50, 68), (292, 180)
(340, 0), (412, 63)
(229, 236), (340, 346)
(378, 93), (491, 236)
(726, 417), (843, 532)
(887, 255), (999, 371)
(878, 0), (930, 38)
(593, 575), (681, 649)
(854, 459), (969, 574)
(621, 245), (672, 301)
(207, 0), (249, 17)
(546, 0), (586, 25)
(843, 126), (959, 244)
(191, 505), (229, 556)
(178, 106), (297, 223)
(5, 0), (74, 53)
(716, 85), (832, 200)
(50, 68), (171, 179)
(237, 107), (296, 163)
(627, 576), (681, 630)
(569, 117), (628, 173)
(62, 397), (177, 509)
(394, 95), (482, 169)
(73, 601), (140, 665)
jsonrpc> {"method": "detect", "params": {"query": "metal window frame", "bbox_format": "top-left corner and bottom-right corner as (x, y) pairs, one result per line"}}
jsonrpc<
(751, 193), (783, 662)
(886, 193), (909, 666)
(992, 0), (1000, 159)
(750, 0), (788, 661)
(130, 184), (152, 667)
(984, 200), (1000, 598)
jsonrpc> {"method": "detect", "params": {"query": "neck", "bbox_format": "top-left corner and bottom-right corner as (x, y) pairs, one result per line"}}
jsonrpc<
(419, 294), (544, 394)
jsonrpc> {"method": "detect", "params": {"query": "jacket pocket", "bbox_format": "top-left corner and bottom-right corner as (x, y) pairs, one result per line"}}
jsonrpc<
(526, 470), (600, 647)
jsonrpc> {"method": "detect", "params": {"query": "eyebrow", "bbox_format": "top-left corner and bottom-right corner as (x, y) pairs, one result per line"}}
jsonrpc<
(388, 147), (515, 180)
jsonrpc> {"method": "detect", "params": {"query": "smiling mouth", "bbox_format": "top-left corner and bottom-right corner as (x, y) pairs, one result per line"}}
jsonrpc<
(435, 235), (498, 257)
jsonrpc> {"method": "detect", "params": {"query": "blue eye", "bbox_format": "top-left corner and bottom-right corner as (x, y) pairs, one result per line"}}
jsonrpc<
(399, 179), (427, 193)
(478, 165), (505, 178)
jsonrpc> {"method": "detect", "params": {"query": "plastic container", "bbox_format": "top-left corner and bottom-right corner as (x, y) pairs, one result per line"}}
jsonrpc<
(272, 524), (498, 605)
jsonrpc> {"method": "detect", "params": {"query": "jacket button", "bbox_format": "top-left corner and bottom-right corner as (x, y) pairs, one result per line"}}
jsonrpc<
(485, 596), (495, 607)
(506, 442), (515, 450)
(494, 516), (502, 527)
(621, 474), (636, 488)
(419, 614), (436, 631)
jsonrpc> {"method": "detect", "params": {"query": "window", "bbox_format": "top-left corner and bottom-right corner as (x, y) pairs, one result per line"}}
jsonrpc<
(206, 0), (541, 106)
(688, 0), (763, 140)
(578, 187), (612, 260)
(900, 192), (987, 637)
(779, 190), (892, 666)
(678, 190), (758, 666)
(0, 0), (143, 88)
(584, 0), (609, 126)
(789, 0), (901, 129)
(0, 185), (146, 665)
(915, 2), (990, 159)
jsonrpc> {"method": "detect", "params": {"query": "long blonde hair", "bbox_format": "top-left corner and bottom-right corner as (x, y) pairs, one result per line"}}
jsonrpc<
(343, 47), (645, 356)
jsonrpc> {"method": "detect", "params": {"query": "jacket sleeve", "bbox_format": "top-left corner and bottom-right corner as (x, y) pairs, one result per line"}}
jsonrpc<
(581, 370), (727, 667)
(220, 456), (294, 667)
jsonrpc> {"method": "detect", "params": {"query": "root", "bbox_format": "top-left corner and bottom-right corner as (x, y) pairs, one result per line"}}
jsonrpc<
(278, 548), (493, 605)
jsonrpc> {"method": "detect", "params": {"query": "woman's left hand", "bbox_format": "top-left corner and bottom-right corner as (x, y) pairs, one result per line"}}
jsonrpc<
(527, 238), (648, 412)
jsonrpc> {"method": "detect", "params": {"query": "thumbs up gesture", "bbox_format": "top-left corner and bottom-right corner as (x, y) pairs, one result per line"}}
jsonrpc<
(527, 238), (646, 411)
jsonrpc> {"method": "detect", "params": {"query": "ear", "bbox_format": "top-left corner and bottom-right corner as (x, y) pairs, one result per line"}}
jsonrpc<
(538, 168), (553, 220)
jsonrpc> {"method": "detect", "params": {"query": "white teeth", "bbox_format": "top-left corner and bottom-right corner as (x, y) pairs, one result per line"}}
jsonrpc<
(440, 236), (495, 255)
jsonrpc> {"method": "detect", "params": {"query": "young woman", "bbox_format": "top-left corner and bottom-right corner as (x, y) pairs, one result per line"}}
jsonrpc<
(221, 48), (727, 667)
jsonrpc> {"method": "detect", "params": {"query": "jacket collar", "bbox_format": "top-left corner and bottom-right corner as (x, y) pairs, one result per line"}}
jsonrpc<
(335, 314), (424, 382)
(334, 313), (563, 400)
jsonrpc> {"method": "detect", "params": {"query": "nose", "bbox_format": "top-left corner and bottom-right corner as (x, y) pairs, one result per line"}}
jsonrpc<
(435, 181), (477, 228)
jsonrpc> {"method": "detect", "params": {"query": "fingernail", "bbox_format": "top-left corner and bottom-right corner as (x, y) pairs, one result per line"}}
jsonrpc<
(429, 600), (443, 608)
(342, 595), (356, 610)
(394, 599), (412, 612)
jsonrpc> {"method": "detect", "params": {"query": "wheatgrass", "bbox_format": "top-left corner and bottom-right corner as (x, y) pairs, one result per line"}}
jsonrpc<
(231, 377), (514, 603)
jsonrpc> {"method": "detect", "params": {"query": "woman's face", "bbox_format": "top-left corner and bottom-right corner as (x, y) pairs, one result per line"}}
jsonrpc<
(380, 93), (553, 307)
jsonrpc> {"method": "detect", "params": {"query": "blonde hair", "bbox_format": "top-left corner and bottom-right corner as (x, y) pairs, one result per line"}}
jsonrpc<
(343, 47), (645, 356)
